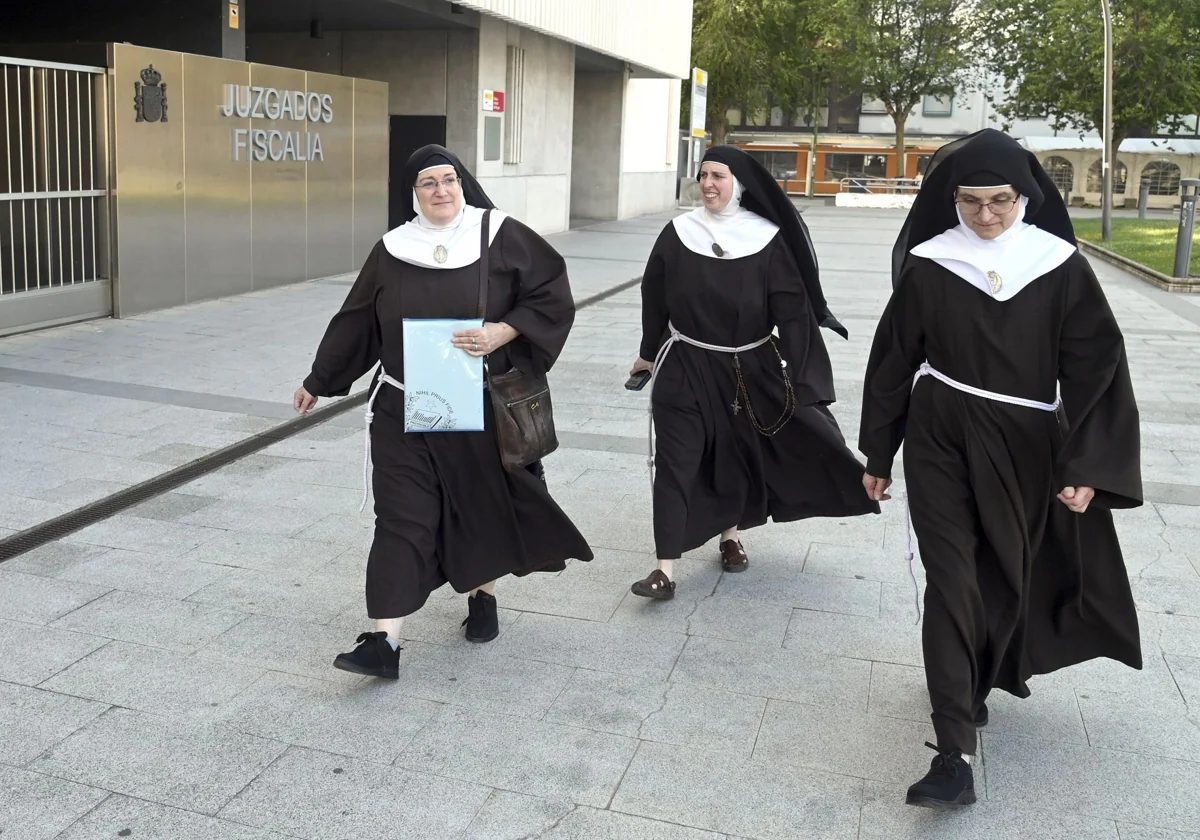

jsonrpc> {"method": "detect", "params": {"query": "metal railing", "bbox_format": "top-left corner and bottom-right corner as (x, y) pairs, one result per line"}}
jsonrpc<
(0, 56), (109, 297)
(838, 176), (922, 195)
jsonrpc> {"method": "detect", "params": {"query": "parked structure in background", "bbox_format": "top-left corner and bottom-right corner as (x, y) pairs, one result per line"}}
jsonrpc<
(725, 75), (1199, 201)
(1019, 137), (1199, 211)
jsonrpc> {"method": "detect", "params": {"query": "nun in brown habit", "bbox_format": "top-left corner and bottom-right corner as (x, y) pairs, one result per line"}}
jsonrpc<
(860, 129), (1142, 808)
(294, 145), (593, 679)
(629, 145), (878, 599)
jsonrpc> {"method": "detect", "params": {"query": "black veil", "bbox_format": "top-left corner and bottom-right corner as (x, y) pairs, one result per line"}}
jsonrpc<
(399, 144), (495, 225)
(702, 145), (847, 338)
(891, 129), (1076, 288)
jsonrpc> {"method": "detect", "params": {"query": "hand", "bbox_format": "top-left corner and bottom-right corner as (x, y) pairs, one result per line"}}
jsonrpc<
(453, 322), (519, 357)
(630, 357), (654, 376)
(863, 473), (893, 502)
(1058, 486), (1095, 513)
(293, 386), (317, 415)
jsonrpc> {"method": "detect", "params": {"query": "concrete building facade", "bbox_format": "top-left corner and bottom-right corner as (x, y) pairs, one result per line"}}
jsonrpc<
(243, 0), (690, 233)
(0, 0), (693, 335)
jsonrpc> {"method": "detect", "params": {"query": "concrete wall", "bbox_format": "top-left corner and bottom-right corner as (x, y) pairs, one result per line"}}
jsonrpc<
(475, 17), (575, 234)
(247, 32), (343, 75)
(453, 0), (692, 78)
(570, 72), (625, 220)
(251, 31), (455, 114)
(250, 16), (680, 235)
(250, 29), (479, 164)
(0, 0), (244, 60)
(618, 78), (680, 217)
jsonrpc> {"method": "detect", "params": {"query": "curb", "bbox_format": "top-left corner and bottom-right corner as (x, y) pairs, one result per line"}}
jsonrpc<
(1078, 239), (1200, 293)
(0, 391), (368, 563)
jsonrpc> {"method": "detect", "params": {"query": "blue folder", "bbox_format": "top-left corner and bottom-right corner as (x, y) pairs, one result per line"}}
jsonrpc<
(401, 318), (485, 432)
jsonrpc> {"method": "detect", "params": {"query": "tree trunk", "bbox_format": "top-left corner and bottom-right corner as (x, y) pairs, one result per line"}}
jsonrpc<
(712, 116), (728, 147)
(895, 114), (907, 188)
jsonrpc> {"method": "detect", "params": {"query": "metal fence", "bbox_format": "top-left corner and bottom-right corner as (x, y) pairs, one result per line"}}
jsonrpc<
(0, 56), (110, 298)
(839, 176), (922, 195)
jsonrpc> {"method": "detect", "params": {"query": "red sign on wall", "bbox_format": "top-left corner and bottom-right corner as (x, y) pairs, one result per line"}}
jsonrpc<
(482, 90), (505, 112)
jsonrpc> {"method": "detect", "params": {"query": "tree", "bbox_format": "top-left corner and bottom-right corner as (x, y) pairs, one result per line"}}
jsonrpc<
(684, 0), (771, 146)
(685, 0), (861, 190)
(763, 0), (861, 194)
(852, 0), (980, 178)
(978, 0), (1200, 149)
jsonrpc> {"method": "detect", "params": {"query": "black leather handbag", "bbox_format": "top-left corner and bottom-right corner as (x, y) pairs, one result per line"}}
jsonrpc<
(477, 210), (559, 470)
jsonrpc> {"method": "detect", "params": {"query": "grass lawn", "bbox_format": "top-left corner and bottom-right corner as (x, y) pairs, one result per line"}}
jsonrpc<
(1074, 217), (1200, 277)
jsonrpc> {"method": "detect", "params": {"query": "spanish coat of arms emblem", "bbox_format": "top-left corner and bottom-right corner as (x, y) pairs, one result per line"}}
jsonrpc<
(134, 65), (167, 123)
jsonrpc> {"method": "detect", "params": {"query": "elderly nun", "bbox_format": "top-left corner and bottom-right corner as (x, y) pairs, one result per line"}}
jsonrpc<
(294, 144), (593, 679)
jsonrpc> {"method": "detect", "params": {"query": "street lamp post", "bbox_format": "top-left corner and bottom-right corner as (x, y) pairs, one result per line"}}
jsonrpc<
(1101, 0), (1114, 241)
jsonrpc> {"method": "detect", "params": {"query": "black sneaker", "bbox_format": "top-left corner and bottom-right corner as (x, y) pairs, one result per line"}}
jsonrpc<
(974, 703), (989, 728)
(462, 591), (500, 643)
(333, 631), (399, 679)
(905, 742), (976, 809)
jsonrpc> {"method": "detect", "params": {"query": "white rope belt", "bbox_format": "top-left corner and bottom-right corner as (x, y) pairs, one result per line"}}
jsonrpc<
(360, 366), (404, 513)
(901, 362), (1062, 623)
(913, 362), (1061, 412)
(646, 321), (772, 491)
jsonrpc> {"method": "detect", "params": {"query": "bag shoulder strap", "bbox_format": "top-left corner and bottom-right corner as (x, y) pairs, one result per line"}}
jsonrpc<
(477, 209), (492, 319)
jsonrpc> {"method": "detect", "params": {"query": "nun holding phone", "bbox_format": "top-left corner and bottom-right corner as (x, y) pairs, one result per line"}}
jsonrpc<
(628, 145), (878, 600)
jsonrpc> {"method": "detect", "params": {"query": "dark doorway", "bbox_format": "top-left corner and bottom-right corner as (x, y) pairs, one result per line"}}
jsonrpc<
(389, 115), (447, 229)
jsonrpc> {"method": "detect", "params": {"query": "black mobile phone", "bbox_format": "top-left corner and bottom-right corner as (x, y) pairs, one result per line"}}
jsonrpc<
(625, 370), (651, 391)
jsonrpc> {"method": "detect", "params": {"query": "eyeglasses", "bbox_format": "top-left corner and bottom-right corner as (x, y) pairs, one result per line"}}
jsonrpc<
(956, 196), (1017, 215)
(416, 176), (461, 191)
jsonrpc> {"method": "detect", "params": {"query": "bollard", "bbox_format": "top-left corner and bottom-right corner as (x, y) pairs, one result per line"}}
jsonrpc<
(1173, 179), (1200, 278)
(1138, 178), (1151, 219)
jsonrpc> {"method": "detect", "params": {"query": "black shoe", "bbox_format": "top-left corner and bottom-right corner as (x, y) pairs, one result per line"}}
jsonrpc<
(462, 591), (500, 643)
(333, 631), (400, 679)
(905, 742), (976, 809)
(974, 703), (989, 728)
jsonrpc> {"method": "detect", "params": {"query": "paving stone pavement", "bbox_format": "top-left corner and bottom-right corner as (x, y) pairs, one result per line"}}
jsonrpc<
(0, 214), (669, 530)
(3, 207), (1200, 839)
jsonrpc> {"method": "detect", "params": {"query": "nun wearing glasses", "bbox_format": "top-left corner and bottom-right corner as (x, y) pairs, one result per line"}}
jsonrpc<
(860, 129), (1142, 809)
(628, 145), (878, 600)
(293, 144), (592, 680)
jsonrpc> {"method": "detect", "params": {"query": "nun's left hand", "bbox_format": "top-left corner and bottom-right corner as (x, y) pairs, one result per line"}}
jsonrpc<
(1057, 486), (1095, 513)
(453, 322), (520, 357)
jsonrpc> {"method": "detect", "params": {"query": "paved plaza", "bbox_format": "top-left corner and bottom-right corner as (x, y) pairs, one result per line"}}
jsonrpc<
(2, 207), (1200, 839)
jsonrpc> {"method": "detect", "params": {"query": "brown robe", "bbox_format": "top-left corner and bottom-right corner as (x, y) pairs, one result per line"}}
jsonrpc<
(859, 252), (1142, 755)
(640, 224), (879, 560)
(304, 217), (593, 618)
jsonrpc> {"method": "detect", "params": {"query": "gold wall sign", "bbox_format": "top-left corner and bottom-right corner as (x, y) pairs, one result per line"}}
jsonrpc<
(222, 84), (331, 162)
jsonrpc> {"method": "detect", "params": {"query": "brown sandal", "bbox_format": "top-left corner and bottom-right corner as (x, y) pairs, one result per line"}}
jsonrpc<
(720, 540), (748, 572)
(631, 569), (676, 600)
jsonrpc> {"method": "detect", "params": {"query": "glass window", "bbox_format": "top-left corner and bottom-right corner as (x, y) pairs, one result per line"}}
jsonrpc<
(825, 153), (888, 184)
(1086, 158), (1128, 194)
(1043, 156), (1074, 195)
(922, 95), (953, 117)
(745, 150), (800, 179)
(1142, 161), (1182, 196)
(861, 96), (888, 114)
